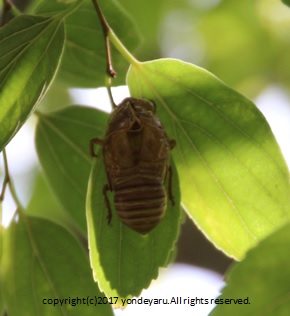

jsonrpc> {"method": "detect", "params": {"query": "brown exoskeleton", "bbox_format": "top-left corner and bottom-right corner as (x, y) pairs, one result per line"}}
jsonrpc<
(90, 97), (175, 234)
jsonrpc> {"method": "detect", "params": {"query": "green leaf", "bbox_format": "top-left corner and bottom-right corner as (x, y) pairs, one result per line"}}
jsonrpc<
(35, 0), (140, 87)
(127, 58), (290, 260)
(0, 290), (3, 315)
(210, 222), (290, 315)
(282, 0), (290, 7)
(86, 156), (181, 300)
(114, 0), (168, 59)
(0, 15), (65, 151)
(198, 1), (270, 89)
(26, 171), (70, 227)
(0, 214), (113, 316)
(0, 225), (3, 315)
(35, 106), (107, 234)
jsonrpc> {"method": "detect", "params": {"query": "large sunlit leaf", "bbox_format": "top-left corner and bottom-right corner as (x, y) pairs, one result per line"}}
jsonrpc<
(86, 156), (181, 301)
(127, 58), (290, 260)
(0, 15), (65, 151)
(35, 106), (108, 234)
(0, 214), (113, 316)
(210, 222), (290, 315)
(35, 0), (140, 87)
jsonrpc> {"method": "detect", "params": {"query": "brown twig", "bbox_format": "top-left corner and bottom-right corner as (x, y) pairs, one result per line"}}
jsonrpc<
(0, 149), (10, 202)
(1, 0), (12, 27)
(91, 0), (117, 78)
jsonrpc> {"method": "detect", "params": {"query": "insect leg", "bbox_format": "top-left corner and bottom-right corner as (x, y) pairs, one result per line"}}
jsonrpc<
(90, 137), (104, 157)
(167, 165), (175, 206)
(103, 184), (113, 225)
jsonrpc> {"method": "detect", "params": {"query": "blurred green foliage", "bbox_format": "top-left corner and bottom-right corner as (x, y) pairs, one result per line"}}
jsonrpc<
(120, 0), (290, 98)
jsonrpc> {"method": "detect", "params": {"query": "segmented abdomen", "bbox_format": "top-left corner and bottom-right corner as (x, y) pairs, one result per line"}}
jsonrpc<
(114, 174), (166, 234)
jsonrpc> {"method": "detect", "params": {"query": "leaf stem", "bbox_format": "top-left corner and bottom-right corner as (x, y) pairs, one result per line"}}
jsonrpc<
(108, 28), (140, 66)
(0, 149), (10, 202)
(0, 149), (24, 216)
(105, 76), (117, 109)
(1, 0), (12, 26)
(1, 0), (22, 25)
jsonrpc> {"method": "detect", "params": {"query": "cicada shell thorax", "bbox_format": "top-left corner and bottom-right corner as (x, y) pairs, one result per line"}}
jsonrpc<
(91, 97), (175, 234)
